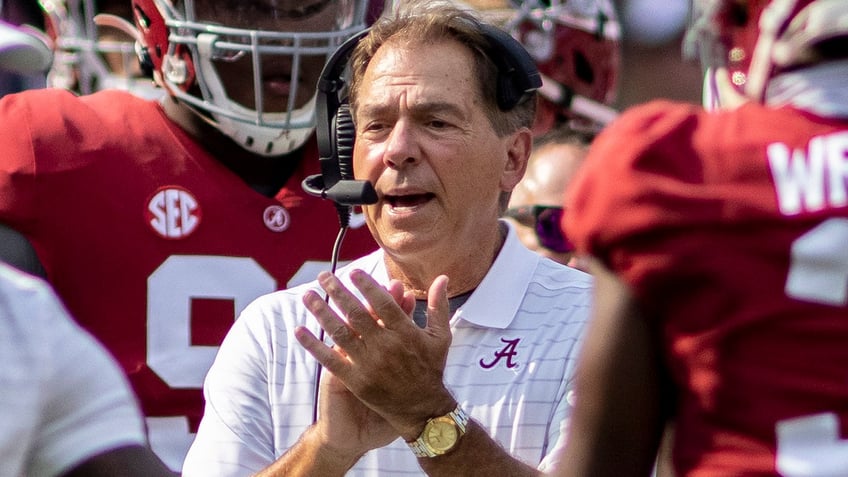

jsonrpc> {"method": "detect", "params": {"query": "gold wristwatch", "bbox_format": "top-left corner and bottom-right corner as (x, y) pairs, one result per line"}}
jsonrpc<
(406, 405), (469, 458)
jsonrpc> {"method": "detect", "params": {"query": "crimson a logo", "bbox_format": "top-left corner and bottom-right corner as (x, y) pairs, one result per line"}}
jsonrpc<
(479, 337), (521, 369)
(145, 186), (202, 239)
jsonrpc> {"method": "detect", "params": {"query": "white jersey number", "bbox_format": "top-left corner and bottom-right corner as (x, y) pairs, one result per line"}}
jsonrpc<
(776, 219), (848, 476)
(785, 218), (848, 306)
(145, 255), (333, 471)
(777, 413), (848, 477)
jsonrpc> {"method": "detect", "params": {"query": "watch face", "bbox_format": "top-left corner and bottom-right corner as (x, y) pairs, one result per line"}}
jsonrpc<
(425, 417), (459, 454)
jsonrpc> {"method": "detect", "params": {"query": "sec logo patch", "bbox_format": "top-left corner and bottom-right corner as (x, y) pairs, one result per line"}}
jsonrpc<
(146, 186), (202, 239)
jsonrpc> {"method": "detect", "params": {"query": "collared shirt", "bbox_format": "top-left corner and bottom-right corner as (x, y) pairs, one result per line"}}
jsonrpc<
(183, 221), (593, 476)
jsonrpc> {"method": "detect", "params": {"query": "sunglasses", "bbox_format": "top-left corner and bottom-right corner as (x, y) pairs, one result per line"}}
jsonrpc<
(504, 205), (574, 254)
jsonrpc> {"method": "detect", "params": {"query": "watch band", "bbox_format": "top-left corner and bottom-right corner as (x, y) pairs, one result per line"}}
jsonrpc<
(407, 405), (470, 458)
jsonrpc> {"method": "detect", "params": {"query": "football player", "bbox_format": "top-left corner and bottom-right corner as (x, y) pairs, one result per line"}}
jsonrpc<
(460, 0), (621, 135)
(38, 0), (161, 97)
(563, 0), (848, 475)
(0, 0), (384, 471)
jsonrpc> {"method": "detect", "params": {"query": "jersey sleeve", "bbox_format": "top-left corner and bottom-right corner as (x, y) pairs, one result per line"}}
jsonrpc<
(565, 100), (749, 304)
(0, 91), (42, 225)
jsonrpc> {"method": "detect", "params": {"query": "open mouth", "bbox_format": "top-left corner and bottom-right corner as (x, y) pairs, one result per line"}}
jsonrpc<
(385, 193), (435, 209)
(264, 76), (292, 96)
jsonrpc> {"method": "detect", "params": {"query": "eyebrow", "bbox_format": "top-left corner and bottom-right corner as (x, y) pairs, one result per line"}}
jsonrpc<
(358, 100), (469, 122)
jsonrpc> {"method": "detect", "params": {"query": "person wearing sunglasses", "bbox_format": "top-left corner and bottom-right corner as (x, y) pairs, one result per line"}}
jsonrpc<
(505, 126), (593, 270)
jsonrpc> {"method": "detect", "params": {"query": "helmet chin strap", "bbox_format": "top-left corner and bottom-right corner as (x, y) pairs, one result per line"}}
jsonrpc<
(745, 0), (799, 102)
(702, 67), (750, 111)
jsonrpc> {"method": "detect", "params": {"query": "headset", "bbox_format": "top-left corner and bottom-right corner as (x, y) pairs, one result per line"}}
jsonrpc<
(302, 21), (543, 222)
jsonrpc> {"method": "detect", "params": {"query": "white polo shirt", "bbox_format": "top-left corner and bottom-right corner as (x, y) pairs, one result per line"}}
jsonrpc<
(184, 222), (593, 476)
(0, 263), (146, 477)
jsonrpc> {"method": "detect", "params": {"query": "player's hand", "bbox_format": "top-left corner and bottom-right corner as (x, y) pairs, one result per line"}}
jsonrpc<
(295, 269), (455, 442)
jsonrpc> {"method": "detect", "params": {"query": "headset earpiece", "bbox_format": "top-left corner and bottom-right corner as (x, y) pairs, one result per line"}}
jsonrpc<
(303, 29), (376, 207)
(479, 23), (542, 111)
(334, 104), (356, 180)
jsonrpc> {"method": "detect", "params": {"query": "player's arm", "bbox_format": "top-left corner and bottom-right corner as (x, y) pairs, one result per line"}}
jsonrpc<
(61, 446), (175, 477)
(30, 273), (173, 477)
(551, 257), (668, 477)
(0, 223), (45, 277)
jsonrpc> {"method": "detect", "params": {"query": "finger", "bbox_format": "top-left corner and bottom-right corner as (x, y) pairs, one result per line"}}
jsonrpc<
(386, 279), (405, 306)
(387, 279), (415, 316)
(426, 275), (451, 338)
(401, 290), (416, 316)
(293, 325), (351, 377)
(303, 289), (362, 350)
(350, 269), (410, 329)
(317, 271), (382, 336)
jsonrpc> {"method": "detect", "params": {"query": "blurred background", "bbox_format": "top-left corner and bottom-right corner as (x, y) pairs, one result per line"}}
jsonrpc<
(1, 0), (704, 108)
(613, 0), (702, 109)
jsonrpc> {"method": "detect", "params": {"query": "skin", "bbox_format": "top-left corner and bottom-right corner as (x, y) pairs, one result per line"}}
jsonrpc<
(507, 141), (587, 267)
(549, 258), (667, 477)
(257, 36), (538, 477)
(157, 0), (346, 195)
(192, 0), (345, 112)
(352, 37), (530, 298)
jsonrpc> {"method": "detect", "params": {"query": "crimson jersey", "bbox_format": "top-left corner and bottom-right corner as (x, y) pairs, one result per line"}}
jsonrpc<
(567, 100), (848, 476)
(0, 88), (378, 471)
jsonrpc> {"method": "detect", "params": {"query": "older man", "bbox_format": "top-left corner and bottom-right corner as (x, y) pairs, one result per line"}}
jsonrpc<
(183, 1), (592, 476)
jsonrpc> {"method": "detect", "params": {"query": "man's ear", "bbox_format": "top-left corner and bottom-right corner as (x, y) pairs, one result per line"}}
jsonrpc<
(500, 128), (532, 192)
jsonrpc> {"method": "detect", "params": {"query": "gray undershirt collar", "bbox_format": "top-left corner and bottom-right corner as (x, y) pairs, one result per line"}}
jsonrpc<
(411, 290), (474, 328)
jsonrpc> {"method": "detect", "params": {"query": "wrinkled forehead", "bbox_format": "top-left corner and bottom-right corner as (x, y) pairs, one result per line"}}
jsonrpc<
(188, 0), (357, 31)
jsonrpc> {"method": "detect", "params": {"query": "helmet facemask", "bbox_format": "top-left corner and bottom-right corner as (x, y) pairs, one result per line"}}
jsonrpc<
(39, 0), (160, 97)
(684, 0), (848, 107)
(461, 0), (621, 134)
(146, 0), (374, 156)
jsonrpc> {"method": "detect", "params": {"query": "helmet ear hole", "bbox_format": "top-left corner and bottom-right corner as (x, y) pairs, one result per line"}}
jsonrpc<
(137, 45), (154, 78)
(573, 51), (594, 86)
(729, 2), (750, 27)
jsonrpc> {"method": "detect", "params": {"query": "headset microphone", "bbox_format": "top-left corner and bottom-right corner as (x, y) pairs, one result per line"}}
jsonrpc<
(302, 29), (377, 220)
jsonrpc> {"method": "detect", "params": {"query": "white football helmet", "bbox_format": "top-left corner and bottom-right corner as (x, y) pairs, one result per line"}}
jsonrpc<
(38, 0), (160, 97)
(458, 0), (621, 134)
(685, 0), (848, 105)
(132, 0), (385, 156)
